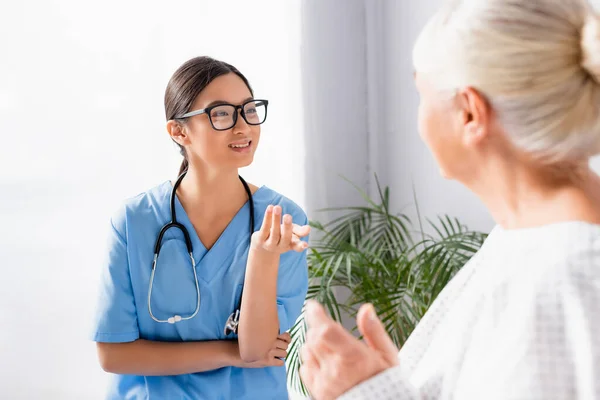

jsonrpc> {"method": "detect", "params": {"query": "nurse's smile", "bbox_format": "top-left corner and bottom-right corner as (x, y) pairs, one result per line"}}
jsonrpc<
(229, 139), (252, 153)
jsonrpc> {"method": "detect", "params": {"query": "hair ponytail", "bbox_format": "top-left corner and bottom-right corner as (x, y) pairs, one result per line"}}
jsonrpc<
(179, 157), (189, 175)
(413, 0), (600, 163)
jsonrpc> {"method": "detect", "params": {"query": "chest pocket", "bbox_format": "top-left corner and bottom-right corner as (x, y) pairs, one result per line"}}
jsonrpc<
(149, 238), (200, 321)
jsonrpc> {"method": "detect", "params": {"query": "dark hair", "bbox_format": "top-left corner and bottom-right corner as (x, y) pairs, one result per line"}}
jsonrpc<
(164, 56), (254, 175)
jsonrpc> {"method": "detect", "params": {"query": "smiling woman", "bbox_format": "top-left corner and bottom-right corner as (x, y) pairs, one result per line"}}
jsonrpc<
(0, 1), (305, 398)
(163, 58), (263, 175)
(90, 56), (311, 399)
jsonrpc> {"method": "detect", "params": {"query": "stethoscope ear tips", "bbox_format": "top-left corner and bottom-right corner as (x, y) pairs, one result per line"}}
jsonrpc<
(168, 315), (182, 324)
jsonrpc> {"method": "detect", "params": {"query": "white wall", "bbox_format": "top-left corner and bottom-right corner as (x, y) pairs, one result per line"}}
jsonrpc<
(0, 1), (304, 398)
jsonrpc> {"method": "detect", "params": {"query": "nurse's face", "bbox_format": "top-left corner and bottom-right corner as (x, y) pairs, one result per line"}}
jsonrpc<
(182, 73), (261, 171)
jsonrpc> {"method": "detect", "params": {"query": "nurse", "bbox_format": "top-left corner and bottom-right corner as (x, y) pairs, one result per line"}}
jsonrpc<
(91, 56), (310, 399)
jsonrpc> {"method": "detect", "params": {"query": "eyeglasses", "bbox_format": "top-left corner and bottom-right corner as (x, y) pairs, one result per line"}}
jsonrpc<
(175, 99), (269, 131)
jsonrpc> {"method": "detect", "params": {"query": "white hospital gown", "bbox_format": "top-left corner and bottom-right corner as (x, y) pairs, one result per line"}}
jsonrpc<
(340, 221), (600, 400)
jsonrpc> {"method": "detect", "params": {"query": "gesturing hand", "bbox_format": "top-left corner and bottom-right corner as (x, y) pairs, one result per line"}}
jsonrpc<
(251, 205), (310, 254)
(242, 332), (292, 368)
(299, 301), (399, 399)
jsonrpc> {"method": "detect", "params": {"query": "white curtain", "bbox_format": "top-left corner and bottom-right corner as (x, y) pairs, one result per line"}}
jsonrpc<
(301, 0), (386, 225)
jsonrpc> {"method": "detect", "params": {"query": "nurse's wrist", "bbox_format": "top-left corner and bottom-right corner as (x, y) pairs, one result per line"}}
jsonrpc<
(224, 341), (244, 368)
(249, 240), (281, 258)
(229, 342), (253, 368)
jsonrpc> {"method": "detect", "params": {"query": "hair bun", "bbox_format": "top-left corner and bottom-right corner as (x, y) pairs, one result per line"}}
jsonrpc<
(581, 14), (600, 84)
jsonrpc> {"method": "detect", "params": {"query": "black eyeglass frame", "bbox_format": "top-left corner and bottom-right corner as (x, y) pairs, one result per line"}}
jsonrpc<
(175, 99), (269, 131)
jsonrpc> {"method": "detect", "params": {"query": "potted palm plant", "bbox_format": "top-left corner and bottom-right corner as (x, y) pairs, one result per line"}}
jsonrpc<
(286, 177), (488, 396)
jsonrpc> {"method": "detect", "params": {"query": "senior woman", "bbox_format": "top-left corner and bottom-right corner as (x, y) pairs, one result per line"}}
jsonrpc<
(300, 0), (600, 399)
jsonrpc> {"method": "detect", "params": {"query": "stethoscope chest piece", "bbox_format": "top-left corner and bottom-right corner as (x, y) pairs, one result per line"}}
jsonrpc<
(224, 309), (240, 336)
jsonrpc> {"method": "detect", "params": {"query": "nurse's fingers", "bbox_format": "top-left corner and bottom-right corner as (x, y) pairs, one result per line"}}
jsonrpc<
(276, 338), (290, 351)
(268, 357), (285, 367)
(277, 332), (291, 343)
(268, 206), (282, 246)
(281, 214), (293, 249)
(291, 235), (309, 252)
(272, 348), (288, 359)
(258, 205), (273, 241)
(292, 224), (311, 238)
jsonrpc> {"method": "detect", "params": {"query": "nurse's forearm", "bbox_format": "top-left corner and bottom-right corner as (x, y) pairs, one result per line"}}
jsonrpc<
(238, 246), (280, 362)
(96, 339), (243, 375)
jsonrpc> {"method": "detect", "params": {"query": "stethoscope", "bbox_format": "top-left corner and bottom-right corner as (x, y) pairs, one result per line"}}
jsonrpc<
(147, 169), (254, 336)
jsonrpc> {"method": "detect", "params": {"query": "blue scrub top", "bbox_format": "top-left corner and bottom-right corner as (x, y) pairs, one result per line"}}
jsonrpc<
(91, 181), (309, 400)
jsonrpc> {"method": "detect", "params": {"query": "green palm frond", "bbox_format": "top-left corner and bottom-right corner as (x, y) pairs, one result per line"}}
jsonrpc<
(286, 312), (308, 396)
(286, 176), (488, 394)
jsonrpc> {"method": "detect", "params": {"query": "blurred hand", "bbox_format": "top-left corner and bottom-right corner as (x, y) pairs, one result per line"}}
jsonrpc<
(299, 301), (399, 399)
